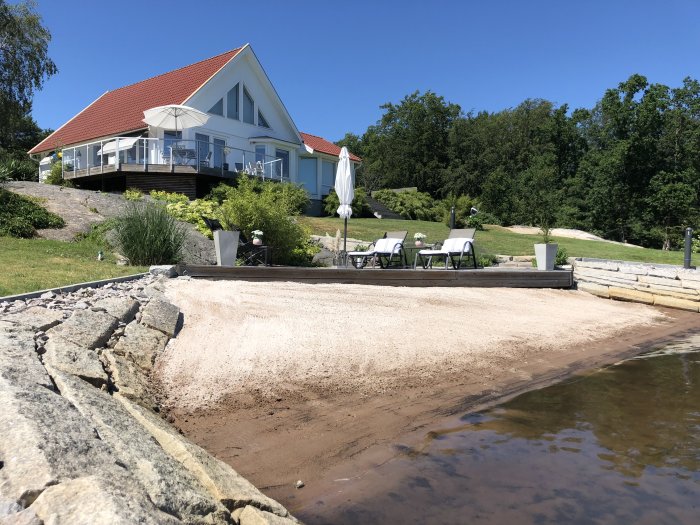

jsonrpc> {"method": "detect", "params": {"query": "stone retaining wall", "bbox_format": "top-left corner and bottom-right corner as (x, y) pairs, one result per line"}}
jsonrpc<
(0, 272), (298, 525)
(573, 258), (700, 312)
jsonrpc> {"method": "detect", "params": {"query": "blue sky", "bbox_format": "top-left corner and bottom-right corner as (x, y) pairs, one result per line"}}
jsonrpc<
(29, 0), (700, 142)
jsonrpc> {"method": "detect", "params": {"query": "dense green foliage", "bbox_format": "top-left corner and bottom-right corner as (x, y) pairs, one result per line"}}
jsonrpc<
(372, 189), (440, 221)
(339, 78), (700, 249)
(322, 187), (372, 217)
(150, 190), (218, 238)
(0, 188), (64, 237)
(114, 202), (186, 265)
(216, 177), (315, 265)
(0, 1), (56, 173)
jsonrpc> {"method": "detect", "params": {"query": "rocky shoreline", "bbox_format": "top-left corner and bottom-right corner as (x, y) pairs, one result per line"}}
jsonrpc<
(0, 270), (297, 524)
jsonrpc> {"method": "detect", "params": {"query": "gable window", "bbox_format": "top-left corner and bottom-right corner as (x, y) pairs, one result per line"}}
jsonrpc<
(243, 87), (255, 124)
(226, 84), (239, 119)
(208, 98), (223, 116)
(258, 110), (270, 128)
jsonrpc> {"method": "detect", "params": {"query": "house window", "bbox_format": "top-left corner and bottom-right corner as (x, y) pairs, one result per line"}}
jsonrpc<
(275, 148), (289, 179)
(255, 145), (266, 163)
(243, 87), (254, 124)
(299, 157), (317, 194)
(195, 133), (209, 164)
(258, 110), (270, 128)
(163, 130), (182, 157)
(214, 138), (225, 168)
(321, 160), (335, 196)
(208, 98), (223, 116)
(227, 84), (239, 119)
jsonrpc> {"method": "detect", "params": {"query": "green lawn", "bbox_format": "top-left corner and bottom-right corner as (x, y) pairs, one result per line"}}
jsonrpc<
(299, 217), (687, 265)
(0, 236), (148, 297)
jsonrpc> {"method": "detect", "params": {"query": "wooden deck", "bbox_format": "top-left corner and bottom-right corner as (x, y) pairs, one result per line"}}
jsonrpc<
(63, 163), (238, 181)
(177, 265), (574, 288)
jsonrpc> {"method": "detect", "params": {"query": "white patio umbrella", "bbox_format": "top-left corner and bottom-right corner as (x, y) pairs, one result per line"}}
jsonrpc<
(334, 146), (354, 265)
(142, 104), (210, 134)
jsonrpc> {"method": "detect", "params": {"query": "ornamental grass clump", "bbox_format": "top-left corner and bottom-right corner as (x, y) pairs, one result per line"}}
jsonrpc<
(114, 202), (186, 265)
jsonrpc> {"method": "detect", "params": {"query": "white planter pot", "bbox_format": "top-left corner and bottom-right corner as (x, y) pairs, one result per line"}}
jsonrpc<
(534, 243), (558, 271)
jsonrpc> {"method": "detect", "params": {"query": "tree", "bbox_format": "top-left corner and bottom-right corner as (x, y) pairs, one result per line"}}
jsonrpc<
(362, 91), (461, 195)
(0, 1), (57, 112)
(646, 169), (698, 249)
(0, 1), (56, 162)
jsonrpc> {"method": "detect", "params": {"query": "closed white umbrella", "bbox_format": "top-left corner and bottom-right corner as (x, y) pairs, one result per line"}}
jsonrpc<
(334, 146), (354, 265)
(142, 104), (210, 133)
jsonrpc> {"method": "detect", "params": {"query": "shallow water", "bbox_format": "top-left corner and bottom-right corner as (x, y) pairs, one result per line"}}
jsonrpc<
(296, 336), (700, 524)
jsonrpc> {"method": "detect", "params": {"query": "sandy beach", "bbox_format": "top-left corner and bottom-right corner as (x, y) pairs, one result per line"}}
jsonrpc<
(154, 279), (700, 509)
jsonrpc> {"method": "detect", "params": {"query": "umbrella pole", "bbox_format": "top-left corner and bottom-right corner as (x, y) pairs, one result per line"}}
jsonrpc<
(343, 217), (348, 267)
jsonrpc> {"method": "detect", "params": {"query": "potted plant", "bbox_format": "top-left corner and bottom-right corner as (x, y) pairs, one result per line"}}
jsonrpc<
(251, 229), (263, 246)
(414, 232), (427, 247)
(534, 222), (558, 271)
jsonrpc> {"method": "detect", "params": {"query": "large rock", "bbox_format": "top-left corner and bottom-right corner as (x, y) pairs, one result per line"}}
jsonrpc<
(46, 309), (118, 349)
(237, 506), (299, 525)
(140, 299), (180, 337)
(103, 350), (155, 407)
(574, 266), (639, 282)
(0, 383), (118, 507)
(92, 297), (139, 324)
(608, 286), (654, 305)
(43, 337), (108, 387)
(0, 322), (52, 392)
(50, 371), (230, 524)
(116, 394), (294, 519)
(638, 275), (684, 288)
(3, 307), (63, 332)
(576, 282), (610, 298)
(113, 321), (168, 372)
(653, 295), (700, 312)
(5, 476), (182, 525)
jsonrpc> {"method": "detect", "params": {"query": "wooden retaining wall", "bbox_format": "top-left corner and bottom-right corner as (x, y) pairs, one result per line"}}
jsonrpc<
(574, 258), (700, 312)
(177, 265), (573, 288)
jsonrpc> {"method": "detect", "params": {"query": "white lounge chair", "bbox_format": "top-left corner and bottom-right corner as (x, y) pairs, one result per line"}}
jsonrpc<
(347, 231), (407, 269)
(414, 228), (477, 269)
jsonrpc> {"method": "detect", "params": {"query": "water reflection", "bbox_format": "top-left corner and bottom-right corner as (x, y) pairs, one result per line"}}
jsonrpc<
(297, 338), (700, 525)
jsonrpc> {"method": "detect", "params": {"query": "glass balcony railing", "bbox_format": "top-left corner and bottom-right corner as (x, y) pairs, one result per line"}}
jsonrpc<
(60, 137), (286, 181)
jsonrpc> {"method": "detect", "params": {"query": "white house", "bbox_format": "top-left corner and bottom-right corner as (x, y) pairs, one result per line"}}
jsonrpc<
(28, 44), (361, 213)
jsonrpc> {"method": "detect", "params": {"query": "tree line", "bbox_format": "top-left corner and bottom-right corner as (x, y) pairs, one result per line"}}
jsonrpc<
(338, 76), (700, 249)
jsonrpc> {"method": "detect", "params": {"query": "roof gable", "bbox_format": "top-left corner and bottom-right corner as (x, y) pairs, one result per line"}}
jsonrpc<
(300, 132), (361, 162)
(29, 48), (243, 154)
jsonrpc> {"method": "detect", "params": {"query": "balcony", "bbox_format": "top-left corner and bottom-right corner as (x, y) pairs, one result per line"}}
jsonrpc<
(60, 137), (285, 182)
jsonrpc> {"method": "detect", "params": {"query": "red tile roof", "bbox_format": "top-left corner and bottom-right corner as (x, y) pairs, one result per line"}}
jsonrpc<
(300, 132), (361, 162)
(29, 48), (243, 154)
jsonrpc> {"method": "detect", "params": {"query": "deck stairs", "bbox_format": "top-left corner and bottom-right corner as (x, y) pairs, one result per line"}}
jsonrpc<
(365, 196), (404, 220)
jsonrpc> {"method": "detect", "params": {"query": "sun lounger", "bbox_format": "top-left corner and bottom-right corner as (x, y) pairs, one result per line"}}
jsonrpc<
(414, 228), (477, 269)
(347, 230), (407, 269)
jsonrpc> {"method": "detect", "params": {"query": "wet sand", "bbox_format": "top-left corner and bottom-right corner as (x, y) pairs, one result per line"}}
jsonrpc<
(154, 279), (700, 514)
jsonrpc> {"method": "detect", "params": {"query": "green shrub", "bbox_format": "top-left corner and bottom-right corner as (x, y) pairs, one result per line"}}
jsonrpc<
(209, 180), (309, 215)
(373, 189), (440, 221)
(150, 190), (189, 205)
(555, 246), (569, 266)
(114, 202), (186, 265)
(478, 253), (499, 268)
(218, 176), (312, 265)
(44, 162), (64, 185)
(0, 158), (38, 181)
(322, 187), (372, 217)
(0, 188), (65, 237)
(124, 188), (143, 201)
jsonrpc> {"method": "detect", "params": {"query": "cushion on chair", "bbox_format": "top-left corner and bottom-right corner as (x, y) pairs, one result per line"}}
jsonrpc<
(374, 237), (403, 253)
(441, 237), (473, 253)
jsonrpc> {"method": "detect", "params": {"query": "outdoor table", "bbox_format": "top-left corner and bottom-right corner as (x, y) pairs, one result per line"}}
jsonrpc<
(171, 147), (196, 165)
